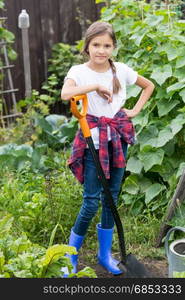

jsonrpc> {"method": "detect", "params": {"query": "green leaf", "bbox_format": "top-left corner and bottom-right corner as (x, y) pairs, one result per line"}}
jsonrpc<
(123, 175), (139, 195)
(176, 57), (185, 69)
(137, 126), (158, 148)
(48, 223), (65, 247)
(60, 120), (78, 143)
(130, 200), (144, 216)
(126, 157), (143, 174)
(0, 1), (4, 8)
(11, 235), (31, 254)
(35, 117), (53, 133)
(74, 267), (97, 278)
(45, 114), (67, 131)
(179, 88), (185, 103)
(157, 98), (179, 117)
(40, 94), (53, 102)
(145, 183), (165, 204)
(155, 87), (168, 100)
(0, 214), (14, 236)
(164, 44), (179, 61)
(173, 272), (185, 278)
(176, 162), (185, 178)
(1, 29), (15, 42)
(138, 146), (164, 172)
(8, 49), (17, 61)
(95, 0), (106, 3)
(14, 145), (33, 158)
(112, 19), (125, 33)
(0, 251), (5, 272)
(138, 176), (152, 193)
(31, 149), (42, 170)
(157, 127), (173, 147)
(129, 28), (148, 46)
(144, 15), (164, 27)
(121, 193), (133, 205)
(174, 68), (185, 81)
(0, 143), (16, 155)
(13, 270), (33, 278)
(163, 140), (175, 157)
(133, 49), (145, 59)
(41, 244), (77, 267)
(167, 81), (185, 94)
(132, 110), (149, 127)
(126, 85), (142, 99)
(150, 64), (172, 86)
(169, 114), (185, 135)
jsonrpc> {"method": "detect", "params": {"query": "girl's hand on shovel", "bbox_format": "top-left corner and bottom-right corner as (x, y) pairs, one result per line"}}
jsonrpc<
(96, 85), (112, 103)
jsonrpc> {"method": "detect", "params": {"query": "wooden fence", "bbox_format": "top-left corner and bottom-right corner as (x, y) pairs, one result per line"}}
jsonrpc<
(0, 0), (103, 115)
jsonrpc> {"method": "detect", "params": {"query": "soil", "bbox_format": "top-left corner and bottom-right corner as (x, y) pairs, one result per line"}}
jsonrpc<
(79, 255), (168, 278)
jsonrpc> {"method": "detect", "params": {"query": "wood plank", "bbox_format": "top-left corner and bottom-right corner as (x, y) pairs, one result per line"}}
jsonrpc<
(0, 65), (14, 70)
(155, 168), (185, 247)
(1, 0), (104, 115)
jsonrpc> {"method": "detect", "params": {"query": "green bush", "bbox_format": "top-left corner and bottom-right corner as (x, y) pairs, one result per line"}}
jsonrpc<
(40, 43), (83, 105)
(97, 0), (185, 219)
(0, 214), (96, 278)
(0, 149), (83, 245)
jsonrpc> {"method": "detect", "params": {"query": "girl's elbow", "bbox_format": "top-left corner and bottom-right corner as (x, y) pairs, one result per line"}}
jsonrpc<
(149, 81), (155, 93)
(61, 92), (70, 101)
(150, 80), (155, 89)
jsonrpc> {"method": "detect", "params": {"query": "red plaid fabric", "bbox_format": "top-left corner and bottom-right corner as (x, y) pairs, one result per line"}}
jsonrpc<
(68, 109), (135, 184)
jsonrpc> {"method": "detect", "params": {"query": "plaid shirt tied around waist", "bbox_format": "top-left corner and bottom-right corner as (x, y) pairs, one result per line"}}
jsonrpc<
(68, 109), (135, 184)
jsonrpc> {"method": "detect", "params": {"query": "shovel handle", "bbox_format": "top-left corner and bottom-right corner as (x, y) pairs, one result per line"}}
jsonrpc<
(71, 95), (127, 262)
(70, 94), (91, 138)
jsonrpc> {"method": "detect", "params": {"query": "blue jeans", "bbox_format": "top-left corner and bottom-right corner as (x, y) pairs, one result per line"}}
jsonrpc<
(73, 141), (128, 236)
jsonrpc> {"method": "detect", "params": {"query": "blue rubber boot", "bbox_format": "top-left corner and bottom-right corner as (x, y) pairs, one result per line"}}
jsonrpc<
(96, 223), (123, 275)
(61, 228), (84, 277)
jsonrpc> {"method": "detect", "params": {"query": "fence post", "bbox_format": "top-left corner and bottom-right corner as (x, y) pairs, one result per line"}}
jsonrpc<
(18, 9), (32, 98)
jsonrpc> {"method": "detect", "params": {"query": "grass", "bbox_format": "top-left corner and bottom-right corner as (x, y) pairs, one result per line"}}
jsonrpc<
(81, 209), (166, 267)
(0, 149), (166, 271)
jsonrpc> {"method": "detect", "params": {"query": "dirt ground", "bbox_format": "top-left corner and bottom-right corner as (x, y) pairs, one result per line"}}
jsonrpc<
(79, 255), (168, 278)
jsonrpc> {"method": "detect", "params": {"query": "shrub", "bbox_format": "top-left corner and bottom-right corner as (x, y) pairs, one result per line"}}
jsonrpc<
(97, 0), (185, 218)
(0, 214), (96, 278)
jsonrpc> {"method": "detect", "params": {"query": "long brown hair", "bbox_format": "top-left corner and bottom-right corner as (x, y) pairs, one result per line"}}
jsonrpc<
(82, 21), (121, 94)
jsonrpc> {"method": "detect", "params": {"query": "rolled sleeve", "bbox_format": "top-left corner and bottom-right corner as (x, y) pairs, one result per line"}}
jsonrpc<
(126, 65), (138, 85)
(64, 66), (80, 85)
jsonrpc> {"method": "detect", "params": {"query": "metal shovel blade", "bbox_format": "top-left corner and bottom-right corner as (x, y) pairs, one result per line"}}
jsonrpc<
(118, 254), (151, 278)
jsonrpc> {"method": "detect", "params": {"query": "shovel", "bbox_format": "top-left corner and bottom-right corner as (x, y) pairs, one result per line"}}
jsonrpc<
(70, 94), (151, 278)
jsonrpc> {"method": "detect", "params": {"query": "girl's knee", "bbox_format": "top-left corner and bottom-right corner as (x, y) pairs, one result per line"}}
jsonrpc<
(81, 198), (99, 217)
(87, 202), (99, 215)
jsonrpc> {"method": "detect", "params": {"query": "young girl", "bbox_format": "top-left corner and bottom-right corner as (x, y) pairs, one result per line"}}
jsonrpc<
(61, 21), (154, 276)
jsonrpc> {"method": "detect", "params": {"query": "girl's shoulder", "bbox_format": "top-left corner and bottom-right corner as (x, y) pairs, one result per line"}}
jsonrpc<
(114, 61), (131, 71)
(114, 62), (137, 84)
(69, 63), (86, 71)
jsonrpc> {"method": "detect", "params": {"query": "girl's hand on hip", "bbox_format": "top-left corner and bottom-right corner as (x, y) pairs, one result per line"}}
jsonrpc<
(96, 85), (112, 103)
(123, 108), (139, 118)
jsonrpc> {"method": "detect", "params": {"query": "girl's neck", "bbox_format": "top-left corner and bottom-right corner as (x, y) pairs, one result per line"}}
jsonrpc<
(86, 60), (110, 73)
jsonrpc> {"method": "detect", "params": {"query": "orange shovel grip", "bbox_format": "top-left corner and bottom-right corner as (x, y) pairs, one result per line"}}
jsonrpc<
(70, 94), (91, 138)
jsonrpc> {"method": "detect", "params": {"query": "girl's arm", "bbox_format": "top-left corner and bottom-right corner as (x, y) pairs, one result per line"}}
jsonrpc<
(61, 79), (112, 102)
(124, 75), (155, 118)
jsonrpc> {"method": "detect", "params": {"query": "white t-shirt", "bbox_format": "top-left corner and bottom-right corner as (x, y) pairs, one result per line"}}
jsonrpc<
(65, 62), (137, 148)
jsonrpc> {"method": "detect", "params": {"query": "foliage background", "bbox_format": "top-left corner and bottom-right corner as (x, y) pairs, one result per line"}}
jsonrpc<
(97, 0), (185, 219)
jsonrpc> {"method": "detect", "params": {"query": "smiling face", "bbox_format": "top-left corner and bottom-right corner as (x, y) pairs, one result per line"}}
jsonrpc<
(87, 33), (114, 66)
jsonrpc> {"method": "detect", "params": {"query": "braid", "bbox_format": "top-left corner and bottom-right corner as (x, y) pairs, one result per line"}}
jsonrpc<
(109, 59), (121, 94)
